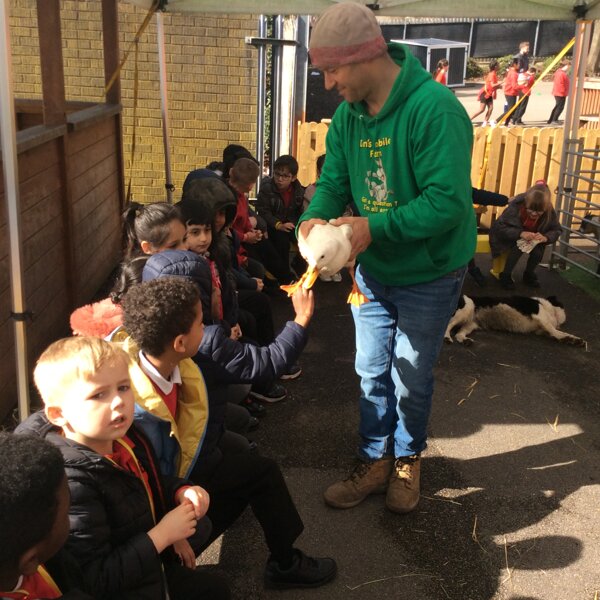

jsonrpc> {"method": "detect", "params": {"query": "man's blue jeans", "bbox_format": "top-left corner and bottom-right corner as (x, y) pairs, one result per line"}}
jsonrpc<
(352, 264), (466, 461)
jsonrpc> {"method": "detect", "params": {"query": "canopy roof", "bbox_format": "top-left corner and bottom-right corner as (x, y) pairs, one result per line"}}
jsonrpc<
(126, 0), (600, 21)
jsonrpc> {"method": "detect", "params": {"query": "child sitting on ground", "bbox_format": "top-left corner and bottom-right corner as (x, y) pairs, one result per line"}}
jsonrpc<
(123, 202), (187, 259)
(0, 432), (92, 599)
(179, 179), (271, 345)
(229, 158), (295, 285)
(178, 176), (302, 376)
(119, 277), (336, 589)
(256, 155), (306, 277)
(489, 181), (561, 289)
(22, 337), (229, 599)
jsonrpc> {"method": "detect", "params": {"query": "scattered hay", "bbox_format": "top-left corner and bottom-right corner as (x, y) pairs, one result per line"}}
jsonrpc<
(421, 494), (462, 506)
(501, 535), (514, 585)
(471, 515), (478, 542)
(546, 414), (559, 432)
(345, 572), (438, 591)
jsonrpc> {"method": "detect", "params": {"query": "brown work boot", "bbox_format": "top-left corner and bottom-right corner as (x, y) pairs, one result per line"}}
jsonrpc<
(386, 455), (421, 514)
(324, 457), (394, 509)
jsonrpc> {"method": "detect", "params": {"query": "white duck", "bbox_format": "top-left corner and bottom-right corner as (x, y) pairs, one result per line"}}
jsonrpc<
(281, 221), (368, 306)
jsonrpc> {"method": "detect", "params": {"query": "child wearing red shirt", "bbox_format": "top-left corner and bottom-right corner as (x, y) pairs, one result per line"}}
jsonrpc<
(548, 60), (570, 124)
(514, 67), (536, 125)
(471, 59), (501, 125)
(434, 59), (449, 85)
(499, 58), (520, 125)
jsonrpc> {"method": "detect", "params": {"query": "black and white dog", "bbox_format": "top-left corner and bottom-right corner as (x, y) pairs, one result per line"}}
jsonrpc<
(445, 295), (586, 347)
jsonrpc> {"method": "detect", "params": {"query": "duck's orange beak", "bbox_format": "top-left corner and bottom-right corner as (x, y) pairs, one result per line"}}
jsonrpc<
(280, 265), (319, 296)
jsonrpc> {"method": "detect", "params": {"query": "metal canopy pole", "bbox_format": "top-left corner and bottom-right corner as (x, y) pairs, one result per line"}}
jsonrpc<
(157, 11), (174, 202)
(0, 0), (31, 420)
(271, 16), (284, 170)
(554, 19), (592, 266)
(256, 15), (268, 183)
(247, 20), (298, 185)
(293, 15), (310, 154)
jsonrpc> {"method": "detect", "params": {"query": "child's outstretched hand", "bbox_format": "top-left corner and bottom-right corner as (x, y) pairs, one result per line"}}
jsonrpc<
(148, 503), (197, 553)
(292, 287), (314, 328)
(176, 485), (210, 519)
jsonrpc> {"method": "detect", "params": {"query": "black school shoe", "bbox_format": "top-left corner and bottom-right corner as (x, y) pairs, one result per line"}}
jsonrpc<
(280, 364), (302, 380)
(241, 396), (267, 418)
(523, 271), (541, 288)
(499, 272), (516, 290)
(264, 549), (337, 589)
(469, 266), (487, 288)
(249, 383), (287, 403)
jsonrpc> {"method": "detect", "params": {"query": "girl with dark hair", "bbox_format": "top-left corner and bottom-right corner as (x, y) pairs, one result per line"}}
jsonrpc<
(489, 182), (562, 289)
(122, 202), (187, 259)
(434, 59), (449, 85)
(471, 60), (502, 125)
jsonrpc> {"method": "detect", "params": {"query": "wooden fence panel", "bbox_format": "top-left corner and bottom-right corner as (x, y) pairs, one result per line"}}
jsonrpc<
(548, 127), (564, 191)
(470, 127), (489, 186)
(296, 121), (329, 187)
(533, 127), (553, 184)
(296, 121), (600, 222)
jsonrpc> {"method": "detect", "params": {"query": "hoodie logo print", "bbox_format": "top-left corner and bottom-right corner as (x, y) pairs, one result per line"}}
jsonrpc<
(365, 158), (390, 204)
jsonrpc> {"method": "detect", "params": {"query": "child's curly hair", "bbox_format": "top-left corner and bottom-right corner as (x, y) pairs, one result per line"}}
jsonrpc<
(122, 278), (201, 357)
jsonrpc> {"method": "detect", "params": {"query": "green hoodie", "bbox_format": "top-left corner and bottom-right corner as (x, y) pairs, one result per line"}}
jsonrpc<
(299, 43), (476, 285)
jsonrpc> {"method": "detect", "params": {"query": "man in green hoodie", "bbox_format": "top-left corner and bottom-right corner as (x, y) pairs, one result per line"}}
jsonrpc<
(299, 3), (476, 514)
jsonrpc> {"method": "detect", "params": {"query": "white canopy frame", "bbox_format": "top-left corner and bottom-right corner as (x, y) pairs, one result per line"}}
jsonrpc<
(0, 0), (595, 421)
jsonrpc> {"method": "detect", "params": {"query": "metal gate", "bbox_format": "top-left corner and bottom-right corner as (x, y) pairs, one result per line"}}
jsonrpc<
(551, 138), (600, 278)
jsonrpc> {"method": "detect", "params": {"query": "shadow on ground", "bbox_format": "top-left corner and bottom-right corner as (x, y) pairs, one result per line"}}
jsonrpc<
(201, 257), (600, 600)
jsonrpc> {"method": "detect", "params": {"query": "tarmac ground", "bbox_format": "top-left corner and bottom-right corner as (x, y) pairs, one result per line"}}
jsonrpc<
(200, 251), (600, 600)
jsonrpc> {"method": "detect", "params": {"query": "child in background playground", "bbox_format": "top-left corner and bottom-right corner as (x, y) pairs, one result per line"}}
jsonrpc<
(514, 66), (536, 125)
(499, 58), (520, 125)
(434, 59), (449, 85)
(489, 181), (561, 290)
(471, 60), (501, 126)
(548, 60), (570, 124)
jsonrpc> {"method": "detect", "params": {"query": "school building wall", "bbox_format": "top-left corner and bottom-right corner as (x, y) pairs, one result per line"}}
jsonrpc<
(9, 0), (259, 204)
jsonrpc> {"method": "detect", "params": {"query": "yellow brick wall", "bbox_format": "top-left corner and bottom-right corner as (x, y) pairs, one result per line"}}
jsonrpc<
(9, 0), (258, 203)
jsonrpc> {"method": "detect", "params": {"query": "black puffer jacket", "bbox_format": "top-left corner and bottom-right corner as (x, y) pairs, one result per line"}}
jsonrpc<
(256, 177), (305, 229)
(16, 412), (190, 600)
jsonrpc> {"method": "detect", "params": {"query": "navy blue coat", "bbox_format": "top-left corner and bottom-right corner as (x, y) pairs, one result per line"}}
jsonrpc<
(142, 249), (238, 329)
